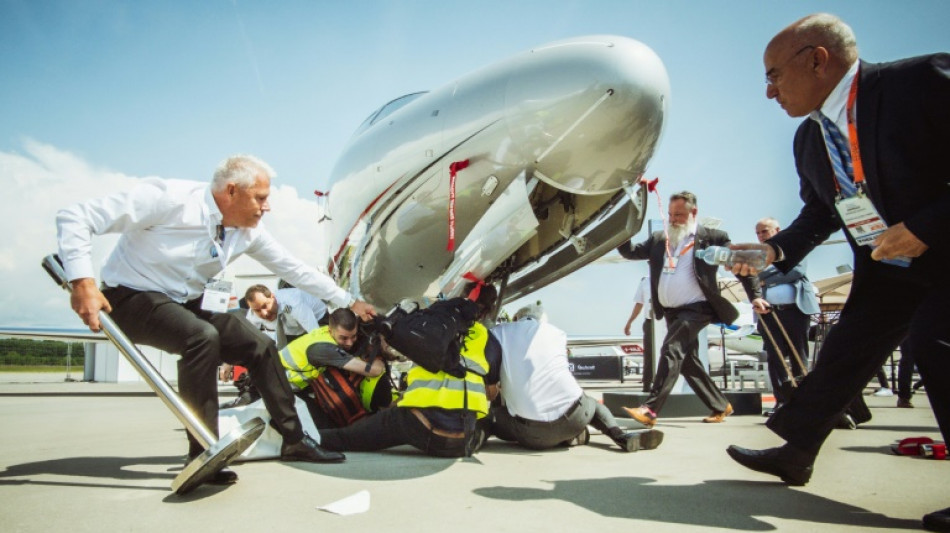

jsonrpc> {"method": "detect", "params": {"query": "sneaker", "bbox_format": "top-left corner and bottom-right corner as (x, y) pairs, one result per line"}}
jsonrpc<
(622, 406), (657, 428)
(873, 388), (894, 397)
(897, 398), (914, 408)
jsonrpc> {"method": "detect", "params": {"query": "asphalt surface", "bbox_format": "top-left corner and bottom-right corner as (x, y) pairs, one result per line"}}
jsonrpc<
(0, 375), (944, 533)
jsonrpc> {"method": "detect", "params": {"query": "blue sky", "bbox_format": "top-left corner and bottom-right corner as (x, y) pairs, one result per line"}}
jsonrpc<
(1, 1), (947, 334)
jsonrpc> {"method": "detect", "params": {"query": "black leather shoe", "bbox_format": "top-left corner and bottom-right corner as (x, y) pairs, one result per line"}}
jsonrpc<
(281, 434), (346, 463)
(184, 455), (238, 484)
(726, 444), (814, 486)
(924, 507), (950, 532)
(835, 413), (857, 430)
(611, 429), (664, 452)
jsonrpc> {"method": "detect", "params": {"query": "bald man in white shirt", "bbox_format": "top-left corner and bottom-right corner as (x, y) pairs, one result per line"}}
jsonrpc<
(57, 154), (376, 484)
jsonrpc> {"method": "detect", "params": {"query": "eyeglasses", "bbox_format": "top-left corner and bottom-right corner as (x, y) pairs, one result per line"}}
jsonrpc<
(765, 45), (815, 85)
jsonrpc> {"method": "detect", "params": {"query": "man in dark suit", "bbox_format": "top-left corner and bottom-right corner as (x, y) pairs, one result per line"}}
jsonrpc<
(617, 191), (760, 427)
(724, 13), (950, 531)
(751, 217), (820, 410)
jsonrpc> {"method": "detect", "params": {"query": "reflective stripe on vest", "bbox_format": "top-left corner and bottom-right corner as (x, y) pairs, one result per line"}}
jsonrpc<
(279, 326), (335, 389)
(398, 322), (491, 417)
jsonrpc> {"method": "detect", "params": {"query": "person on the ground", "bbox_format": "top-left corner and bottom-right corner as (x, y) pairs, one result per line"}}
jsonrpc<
(318, 282), (501, 457)
(278, 307), (393, 428)
(617, 191), (761, 427)
(722, 14), (950, 531)
(491, 303), (663, 452)
(222, 284), (331, 407)
(57, 154), (376, 485)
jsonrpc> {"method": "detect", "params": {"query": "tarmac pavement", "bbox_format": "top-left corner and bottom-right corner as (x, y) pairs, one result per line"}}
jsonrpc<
(0, 377), (944, 533)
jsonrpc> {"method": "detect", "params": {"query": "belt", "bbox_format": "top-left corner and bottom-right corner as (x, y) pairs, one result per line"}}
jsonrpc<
(769, 304), (797, 311)
(410, 408), (466, 439)
(514, 396), (584, 425)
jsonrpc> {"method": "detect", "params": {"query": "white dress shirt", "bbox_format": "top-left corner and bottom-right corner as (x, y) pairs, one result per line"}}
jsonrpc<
(491, 318), (583, 422)
(657, 234), (707, 309)
(57, 178), (353, 307)
(247, 287), (327, 336)
(810, 60), (860, 137)
(633, 275), (653, 319)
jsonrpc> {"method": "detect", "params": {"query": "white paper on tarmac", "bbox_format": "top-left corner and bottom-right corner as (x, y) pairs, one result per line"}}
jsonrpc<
(319, 490), (371, 515)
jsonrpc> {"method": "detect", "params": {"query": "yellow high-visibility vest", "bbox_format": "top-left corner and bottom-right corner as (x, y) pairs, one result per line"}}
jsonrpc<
(398, 322), (490, 417)
(279, 326), (335, 389)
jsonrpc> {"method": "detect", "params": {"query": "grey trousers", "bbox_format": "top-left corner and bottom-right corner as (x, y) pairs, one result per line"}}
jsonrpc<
(491, 395), (619, 450)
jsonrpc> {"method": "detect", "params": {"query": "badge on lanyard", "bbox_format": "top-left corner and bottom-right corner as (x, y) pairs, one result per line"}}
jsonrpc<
(200, 279), (233, 313)
(662, 257), (678, 275)
(834, 195), (911, 267)
(662, 239), (694, 275)
(834, 72), (910, 268)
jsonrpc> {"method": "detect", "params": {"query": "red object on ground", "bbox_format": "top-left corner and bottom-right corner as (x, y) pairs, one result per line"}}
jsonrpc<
(231, 365), (247, 382)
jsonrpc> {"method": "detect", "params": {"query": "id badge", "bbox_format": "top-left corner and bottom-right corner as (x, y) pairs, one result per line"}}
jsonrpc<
(200, 279), (233, 313)
(834, 196), (911, 267)
(662, 257), (678, 275)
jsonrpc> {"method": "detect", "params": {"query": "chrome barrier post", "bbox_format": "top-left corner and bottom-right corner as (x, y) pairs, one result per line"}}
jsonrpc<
(42, 254), (265, 494)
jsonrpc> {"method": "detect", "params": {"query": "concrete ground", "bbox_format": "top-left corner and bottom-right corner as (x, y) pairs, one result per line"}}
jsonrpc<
(0, 376), (944, 533)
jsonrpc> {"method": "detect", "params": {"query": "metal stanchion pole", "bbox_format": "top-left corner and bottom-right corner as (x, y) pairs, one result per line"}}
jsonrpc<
(42, 254), (265, 494)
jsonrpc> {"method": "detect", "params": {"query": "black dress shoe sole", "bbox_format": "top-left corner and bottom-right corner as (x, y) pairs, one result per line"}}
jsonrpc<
(923, 507), (950, 532)
(726, 446), (812, 486)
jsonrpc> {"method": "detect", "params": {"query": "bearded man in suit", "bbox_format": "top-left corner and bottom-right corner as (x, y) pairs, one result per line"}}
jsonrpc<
(617, 191), (760, 427)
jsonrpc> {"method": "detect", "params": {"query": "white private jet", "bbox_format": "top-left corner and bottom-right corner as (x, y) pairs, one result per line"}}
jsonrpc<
(318, 35), (670, 309)
(4, 35), (672, 382)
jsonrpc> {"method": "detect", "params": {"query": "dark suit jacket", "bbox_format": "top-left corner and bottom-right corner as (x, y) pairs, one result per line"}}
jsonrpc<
(617, 226), (761, 325)
(768, 55), (950, 285)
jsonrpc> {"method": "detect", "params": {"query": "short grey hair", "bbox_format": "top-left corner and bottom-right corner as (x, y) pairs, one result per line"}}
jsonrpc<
(756, 217), (780, 228)
(514, 303), (546, 322)
(794, 13), (859, 64)
(211, 155), (276, 192)
(670, 191), (697, 210)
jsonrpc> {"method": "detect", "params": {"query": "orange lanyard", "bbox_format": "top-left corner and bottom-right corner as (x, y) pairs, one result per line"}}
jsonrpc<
(844, 70), (867, 187)
(665, 239), (695, 268)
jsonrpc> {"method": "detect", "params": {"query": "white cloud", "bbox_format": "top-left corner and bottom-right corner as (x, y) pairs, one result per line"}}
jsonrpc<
(0, 141), (328, 328)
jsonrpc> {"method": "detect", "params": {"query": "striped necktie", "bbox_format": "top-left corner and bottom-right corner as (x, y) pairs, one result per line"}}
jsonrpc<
(817, 113), (857, 198)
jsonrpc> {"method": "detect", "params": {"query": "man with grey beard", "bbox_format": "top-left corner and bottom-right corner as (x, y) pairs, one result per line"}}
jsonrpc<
(616, 191), (760, 427)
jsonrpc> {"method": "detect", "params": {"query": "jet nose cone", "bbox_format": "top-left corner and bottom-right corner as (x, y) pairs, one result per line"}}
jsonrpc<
(505, 36), (670, 195)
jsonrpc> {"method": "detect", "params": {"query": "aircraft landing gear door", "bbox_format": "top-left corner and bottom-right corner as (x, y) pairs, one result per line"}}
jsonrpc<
(437, 172), (539, 297)
(41, 254), (265, 495)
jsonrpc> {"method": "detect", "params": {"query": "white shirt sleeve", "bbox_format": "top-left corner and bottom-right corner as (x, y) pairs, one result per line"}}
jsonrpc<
(280, 288), (327, 333)
(246, 231), (353, 308)
(633, 276), (650, 305)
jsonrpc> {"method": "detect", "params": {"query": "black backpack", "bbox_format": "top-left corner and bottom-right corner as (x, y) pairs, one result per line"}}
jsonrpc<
(379, 297), (479, 379)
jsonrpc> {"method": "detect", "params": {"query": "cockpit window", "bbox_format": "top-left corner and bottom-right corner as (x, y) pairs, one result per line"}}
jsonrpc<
(353, 91), (428, 136)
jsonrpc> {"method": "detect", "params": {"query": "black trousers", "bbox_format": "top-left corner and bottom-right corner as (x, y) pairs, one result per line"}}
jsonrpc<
(768, 275), (950, 455)
(897, 341), (917, 400)
(104, 286), (304, 457)
(757, 306), (811, 405)
(319, 407), (468, 458)
(645, 302), (729, 414)
(642, 318), (655, 392)
(490, 394), (618, 450)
